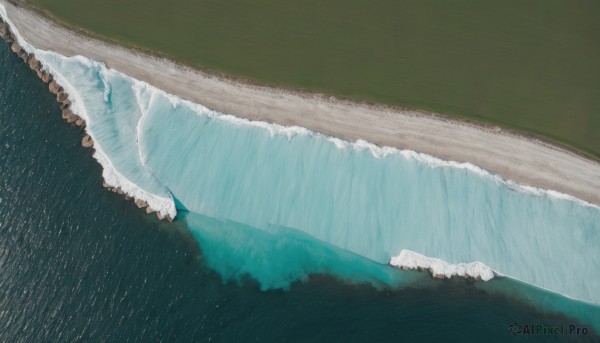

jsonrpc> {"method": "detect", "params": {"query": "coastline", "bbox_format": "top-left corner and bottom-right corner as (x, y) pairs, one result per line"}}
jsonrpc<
(0, 8), (176, 221)
(3, 2), (600, 312)
(2, 1), (600, 206)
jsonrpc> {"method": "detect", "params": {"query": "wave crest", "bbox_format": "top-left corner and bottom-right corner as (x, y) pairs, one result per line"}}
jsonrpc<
(390, 250), (495, 281)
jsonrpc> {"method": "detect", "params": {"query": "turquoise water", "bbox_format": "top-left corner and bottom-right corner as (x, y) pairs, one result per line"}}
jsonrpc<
(29, 44), (600, 307)
(1, 29), (599, 342)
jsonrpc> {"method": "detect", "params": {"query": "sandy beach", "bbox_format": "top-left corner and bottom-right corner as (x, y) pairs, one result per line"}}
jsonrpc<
(3, 1), (599, 206)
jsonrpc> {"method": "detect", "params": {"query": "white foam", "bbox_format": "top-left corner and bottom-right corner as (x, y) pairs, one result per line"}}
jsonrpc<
(0, 5), (176, 218)
(1, 2), (597, 245)
(390, 249), (495, 281)
(119, 67), (599, 210)
(44, 59), (175, 218)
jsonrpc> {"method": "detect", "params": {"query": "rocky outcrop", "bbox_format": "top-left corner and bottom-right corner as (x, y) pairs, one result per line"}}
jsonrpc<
(48, 80), (61, 94)
(81, 135), (94, 148)
(10, 40), (20, 53)
(0, 20), (11, 41)
(59, 98), (71, 109)
(27, 54), (39, 70)
(61, 108), (73, 120)
(135, 199), (149, 208)
(56, 90), (68, 102)
(41, 71), (52, 83)
(0, 17), (173, 222)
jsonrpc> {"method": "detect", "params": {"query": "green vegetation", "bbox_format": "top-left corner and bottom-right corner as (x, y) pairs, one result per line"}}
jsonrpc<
(27, 0), (600, 157)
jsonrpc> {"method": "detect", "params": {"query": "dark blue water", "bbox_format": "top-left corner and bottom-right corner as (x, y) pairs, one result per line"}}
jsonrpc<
(0, 40), (597, 342)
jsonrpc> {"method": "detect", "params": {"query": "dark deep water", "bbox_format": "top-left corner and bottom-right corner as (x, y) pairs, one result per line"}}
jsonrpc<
(0, 40), (597, 342)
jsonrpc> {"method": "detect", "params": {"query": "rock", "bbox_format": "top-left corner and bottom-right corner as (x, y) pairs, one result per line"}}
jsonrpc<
(81, 135), (94, 148)
(167, 216), (174, 222)
(157, 212), (165, 220)
(66, 114), (77, 124)
(36, 69), (43, 79)
(41, 72), (53, 83)
(75, 119), (85, 127)
(135, 199), (149, 208)
(124, 195), (132, 201)
(10, 41), (21, 53)
(49, 80), (60, 94)
(28, 55), (40, 70)
(433, 273), (446, 280)
(146, 207), (154, 214)
(56, 91), (69, 102)
(61, 108), (75, 121)
(102, 182), (110, 188)
(60, 100), (71, 110)
(21, 52), (31, 63)
(0, 22), (11, 40)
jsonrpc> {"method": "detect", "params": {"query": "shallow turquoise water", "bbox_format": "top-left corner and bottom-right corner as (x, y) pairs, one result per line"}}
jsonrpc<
(0, 30), (599, 341)
(30, 41), (600, 308)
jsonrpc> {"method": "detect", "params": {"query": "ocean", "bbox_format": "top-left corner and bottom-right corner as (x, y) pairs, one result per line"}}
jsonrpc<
(0, 36), (598, 342)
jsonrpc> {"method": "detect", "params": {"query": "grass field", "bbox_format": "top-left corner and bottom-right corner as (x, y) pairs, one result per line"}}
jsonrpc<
(27, 0), (600, 158)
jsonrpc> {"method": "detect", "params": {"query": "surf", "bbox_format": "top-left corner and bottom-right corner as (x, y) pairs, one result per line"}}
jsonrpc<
(2, 3), (599, 321)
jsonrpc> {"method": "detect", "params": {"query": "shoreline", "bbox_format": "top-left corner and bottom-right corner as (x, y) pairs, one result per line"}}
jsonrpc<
(3, 4), (600, 310)
(20, 1), (600, 164)
(0, 10), (175, 221)
(2, 1), (600, 206)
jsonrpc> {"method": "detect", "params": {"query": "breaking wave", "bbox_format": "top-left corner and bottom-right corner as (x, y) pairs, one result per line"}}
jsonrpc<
(2, 4), (600, 311)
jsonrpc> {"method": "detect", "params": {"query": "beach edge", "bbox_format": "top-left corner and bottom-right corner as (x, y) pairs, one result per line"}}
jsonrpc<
(2, 0), (599, 206)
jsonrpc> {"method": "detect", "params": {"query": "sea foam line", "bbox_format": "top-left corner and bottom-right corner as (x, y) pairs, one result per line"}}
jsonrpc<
(0, 5), (176, 219)
(390, 250), (495, 281)
(128, 69), (599, 211)
(42, 56), (176, 218)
